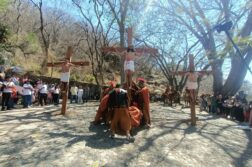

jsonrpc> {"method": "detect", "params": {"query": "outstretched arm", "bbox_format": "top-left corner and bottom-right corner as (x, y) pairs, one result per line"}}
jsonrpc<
(170, 71), (187, 76)
(198, 71), (212, 76)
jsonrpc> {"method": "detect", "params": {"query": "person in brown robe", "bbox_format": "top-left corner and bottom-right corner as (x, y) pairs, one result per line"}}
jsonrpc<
(108, 85), (133, 140)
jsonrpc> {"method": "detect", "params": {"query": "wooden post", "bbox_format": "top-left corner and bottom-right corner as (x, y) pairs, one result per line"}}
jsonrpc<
(172, 54), (212, 126)
(47, 46), (89, 115)
(189, 54), (196, 126)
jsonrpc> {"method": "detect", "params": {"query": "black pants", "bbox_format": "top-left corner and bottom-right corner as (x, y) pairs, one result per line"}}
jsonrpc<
(53, 93), (59, 105)
(2, 92), (11, 110)
(39, 93), (47, 106)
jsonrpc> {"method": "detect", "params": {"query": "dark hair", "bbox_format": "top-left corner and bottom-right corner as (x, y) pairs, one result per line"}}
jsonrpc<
(5, 75), (11, 79)
(127, 47), (135, 52)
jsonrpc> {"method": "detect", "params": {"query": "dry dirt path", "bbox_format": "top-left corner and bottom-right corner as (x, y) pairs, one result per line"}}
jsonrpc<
(0, 102), (251, 167)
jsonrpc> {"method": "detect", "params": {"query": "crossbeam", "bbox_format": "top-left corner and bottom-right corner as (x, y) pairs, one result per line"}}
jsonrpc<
(47, 61), (89, 67)
(46, 46), (89, 115)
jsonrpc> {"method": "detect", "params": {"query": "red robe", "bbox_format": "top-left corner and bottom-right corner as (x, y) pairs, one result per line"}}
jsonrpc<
(138, 87), (151, 125)
(94, 94), (109, 124)
(128, 106), (143, 128)
(94, 96), (143, 128)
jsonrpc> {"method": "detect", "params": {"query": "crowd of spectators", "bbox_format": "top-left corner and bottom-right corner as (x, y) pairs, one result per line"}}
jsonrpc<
(198, 91), (251, 124)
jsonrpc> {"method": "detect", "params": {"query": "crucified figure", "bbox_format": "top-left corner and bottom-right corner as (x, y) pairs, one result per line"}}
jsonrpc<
(60, 59), (74, 93)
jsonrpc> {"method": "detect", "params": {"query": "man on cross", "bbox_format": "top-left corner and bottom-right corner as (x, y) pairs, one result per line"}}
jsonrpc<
(184, 70), (200, 102)
(59, 58), (74, 95)
(172, 54), (212, 125)
(47, 46), (89, 115)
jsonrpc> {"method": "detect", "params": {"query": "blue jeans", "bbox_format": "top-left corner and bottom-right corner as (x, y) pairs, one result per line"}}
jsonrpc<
(23, 95), (32, 108)
(70, 95), (77, 103)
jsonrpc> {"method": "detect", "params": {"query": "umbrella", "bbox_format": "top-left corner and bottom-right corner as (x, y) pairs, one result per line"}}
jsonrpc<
(0, 66), (5, 72)
(10, 66), (24, 74)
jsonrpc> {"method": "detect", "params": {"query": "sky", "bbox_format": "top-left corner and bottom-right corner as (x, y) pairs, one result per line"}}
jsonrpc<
(223, 59), (252, 83)
(43, 0), (252, 83)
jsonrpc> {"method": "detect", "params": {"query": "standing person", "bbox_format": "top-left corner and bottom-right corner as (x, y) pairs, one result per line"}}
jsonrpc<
(249, 103), (252, 127)
(136, 78), (151, 128)
(52, 84), (60, 105)
(216, 94), (224, 115)
(38, 81), (48, 106)
(210, 95), (217, 114)
(35, 80), (42, 105)
(199, 94), (205, 112)
(83, 85), (90, 103)
(244, 101), (252, 122)
(70, 84), (78, 103)
(22, 80), (34, 108)
(77, 86), (83, 104)
(47, 84), (54, 104)
(1, 76), (15, 110)
(109, 84), (133, 141)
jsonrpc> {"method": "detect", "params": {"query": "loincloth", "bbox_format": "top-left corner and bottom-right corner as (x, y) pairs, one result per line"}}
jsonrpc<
(60, 72), (70, 82)
(124, 60), (134, 72)
(186, 81), (198, 90)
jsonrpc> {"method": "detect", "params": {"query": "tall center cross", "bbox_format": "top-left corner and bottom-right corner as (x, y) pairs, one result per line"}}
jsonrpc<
(102, 27), (158, 105)
(47, 46), (89, 115)
(172, 54), (212, 125)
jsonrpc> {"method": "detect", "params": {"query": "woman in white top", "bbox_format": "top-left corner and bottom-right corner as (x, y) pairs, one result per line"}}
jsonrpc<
(1, 76), (15, 110)
(22, 80), (34, 108)
(53, 84), (60, 105)
(38, 82), (48, 106)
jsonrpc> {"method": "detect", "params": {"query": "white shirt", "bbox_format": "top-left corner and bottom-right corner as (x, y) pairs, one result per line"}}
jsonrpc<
(54, 88), (60, 94)
(77, 89), (84, 97)
(39, 84), (48, 94)
(3, 81), (15, 93)
(23, 83), (33, 95)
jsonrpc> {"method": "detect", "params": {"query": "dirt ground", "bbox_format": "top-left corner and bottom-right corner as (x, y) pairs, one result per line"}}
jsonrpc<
(0, 102), (251, 167)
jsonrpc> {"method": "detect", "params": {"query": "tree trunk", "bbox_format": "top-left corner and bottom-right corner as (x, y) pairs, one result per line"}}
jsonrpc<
(211, 62), (223, 95)
(202, 34), (223, 95)
(41, 47), (48, 73)
(119, 23), (125, 84)
(222, 48), (252, 96)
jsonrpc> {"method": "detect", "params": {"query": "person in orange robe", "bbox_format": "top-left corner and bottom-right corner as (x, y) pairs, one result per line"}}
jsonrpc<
(128, 106), (142, 128)
(93, 82), (116, 125)
(137, 78), (151, 128)
(108, 85), (133, 140)
(101, 81), (115, 98)
(93, 94), (110, 125)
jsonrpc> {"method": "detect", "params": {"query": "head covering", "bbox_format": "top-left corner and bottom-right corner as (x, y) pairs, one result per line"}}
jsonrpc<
(137, 77), (146, 83)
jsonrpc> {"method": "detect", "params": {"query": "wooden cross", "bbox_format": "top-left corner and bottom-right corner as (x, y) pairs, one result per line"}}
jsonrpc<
(47, 46), (89, 115)
(172, 54), (211, 126)
(102, 27), (158, 104)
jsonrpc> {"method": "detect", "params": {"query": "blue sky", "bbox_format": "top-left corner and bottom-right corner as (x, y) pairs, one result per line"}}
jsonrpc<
(223, 59), (252, 83)
(43, 0), (252, 83)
